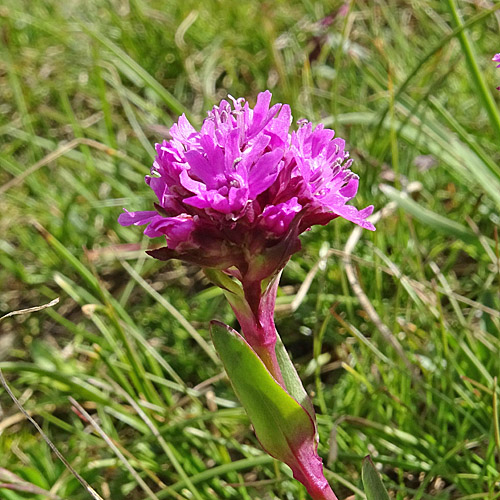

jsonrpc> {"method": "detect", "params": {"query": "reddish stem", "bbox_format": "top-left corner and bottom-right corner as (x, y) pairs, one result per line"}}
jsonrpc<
(305, 481), (339, 500)
(290, 444), (340, 500)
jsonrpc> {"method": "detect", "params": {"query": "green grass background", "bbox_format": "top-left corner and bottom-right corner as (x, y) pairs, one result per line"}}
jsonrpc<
(1, 0), (500, 498)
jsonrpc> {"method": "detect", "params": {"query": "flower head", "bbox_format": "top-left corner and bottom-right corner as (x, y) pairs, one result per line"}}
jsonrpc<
(119, 91), (374, 280)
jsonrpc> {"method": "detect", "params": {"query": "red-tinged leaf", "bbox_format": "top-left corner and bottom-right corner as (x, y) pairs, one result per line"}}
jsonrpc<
(209, 321), (315, 464)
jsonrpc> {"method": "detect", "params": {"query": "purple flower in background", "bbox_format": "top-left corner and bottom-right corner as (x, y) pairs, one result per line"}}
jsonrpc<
(119, 91), (374, 282)
(494, 54), (500, 90)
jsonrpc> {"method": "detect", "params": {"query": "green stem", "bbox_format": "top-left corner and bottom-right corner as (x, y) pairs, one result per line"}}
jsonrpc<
(446, 0), (500, 138)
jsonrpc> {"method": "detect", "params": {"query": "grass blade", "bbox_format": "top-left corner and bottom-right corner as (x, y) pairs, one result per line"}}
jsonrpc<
(380, 184), (485, 249)
(81, 24), (192, 120)
(445, 0), (500, 138)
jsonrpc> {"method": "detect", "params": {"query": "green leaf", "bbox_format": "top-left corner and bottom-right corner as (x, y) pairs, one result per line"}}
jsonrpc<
(362, 456), (390, 500)
(209, 321), (315, 463)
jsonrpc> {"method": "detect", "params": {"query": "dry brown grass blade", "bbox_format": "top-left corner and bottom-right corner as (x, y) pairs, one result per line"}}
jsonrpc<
(0, 371), (104, 500)
(0, 468), (61, 499)
(68, 397), (161, 500)
(343, 203), (415, 375)
(0, 296), (103, 499)
(327, 248), (500, 320)
(275, 248), (329, 315)
(1, 138), (86, 194)
(0, 297), (59, 321)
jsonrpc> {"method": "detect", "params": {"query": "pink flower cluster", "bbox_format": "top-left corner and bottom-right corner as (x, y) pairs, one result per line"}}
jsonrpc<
(119, 91), (374, 279)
